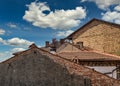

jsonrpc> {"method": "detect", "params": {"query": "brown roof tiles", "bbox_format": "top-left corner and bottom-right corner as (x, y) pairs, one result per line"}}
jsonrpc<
(58, 51), (120, 61)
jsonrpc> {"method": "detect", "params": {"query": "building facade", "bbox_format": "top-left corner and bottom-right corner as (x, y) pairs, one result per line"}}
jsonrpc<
(66, 19), (120, 55)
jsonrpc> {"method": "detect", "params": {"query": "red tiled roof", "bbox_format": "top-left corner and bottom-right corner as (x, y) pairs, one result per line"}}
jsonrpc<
(58, 51), (120, 61)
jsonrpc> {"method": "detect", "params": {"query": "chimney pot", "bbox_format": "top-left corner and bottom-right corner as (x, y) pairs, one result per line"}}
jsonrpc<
(45, 41), (49, 48)
(60, 39), (64, 44)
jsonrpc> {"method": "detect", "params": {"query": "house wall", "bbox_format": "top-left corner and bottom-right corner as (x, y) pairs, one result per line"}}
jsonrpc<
(73, 20), (120, 54)
(0, 50), (90, 86)
(88, 66), (117, 79)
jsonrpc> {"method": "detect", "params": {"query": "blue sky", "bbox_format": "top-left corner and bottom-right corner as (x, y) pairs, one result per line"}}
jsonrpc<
(0, 0), (120, 61)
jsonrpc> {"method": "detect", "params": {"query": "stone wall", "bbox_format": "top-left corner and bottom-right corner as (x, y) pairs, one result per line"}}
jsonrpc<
(56, 43), (80, 53)
(0, 49), (91, 86)
(73, 20), (120, 54)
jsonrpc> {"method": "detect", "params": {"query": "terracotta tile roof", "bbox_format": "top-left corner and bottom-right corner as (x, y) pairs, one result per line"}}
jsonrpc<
(58, 51), (120, 61)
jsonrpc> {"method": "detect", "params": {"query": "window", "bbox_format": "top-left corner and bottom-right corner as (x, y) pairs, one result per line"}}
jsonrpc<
(116, 66), (120, 79)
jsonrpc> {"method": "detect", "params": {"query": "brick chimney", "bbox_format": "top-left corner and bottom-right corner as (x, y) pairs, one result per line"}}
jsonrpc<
(45, 41), (50, 48)
(60, 39), (64, 45)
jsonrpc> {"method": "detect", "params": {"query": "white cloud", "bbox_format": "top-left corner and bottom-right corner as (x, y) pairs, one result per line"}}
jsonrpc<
(0, 37), (33, 47)
(0, 47), (26, 62)
(11, 48), (26, 52)
(0, 51), (11, 62)
(0, 37), (33, 62)
(0, 29), (5, 35)
(114, 5), (120, 11)
(56, 30), (74, 37)
(102, 5), (120, 24)
(81, 0), (120, 10)
(7, 23), (17, 28)
(37, 45), (41, 48)
(7, 38), (33, 46)
(0, 38), (6, 44)
(23, 1), (86, 30)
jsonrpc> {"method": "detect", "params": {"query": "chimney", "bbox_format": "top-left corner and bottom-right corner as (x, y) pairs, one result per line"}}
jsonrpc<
(45, 41), (49, 48)
(60, 39), (64, 44)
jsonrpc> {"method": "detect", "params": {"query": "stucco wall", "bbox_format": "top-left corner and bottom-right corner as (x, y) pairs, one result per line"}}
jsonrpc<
(88, 66), (117, 79)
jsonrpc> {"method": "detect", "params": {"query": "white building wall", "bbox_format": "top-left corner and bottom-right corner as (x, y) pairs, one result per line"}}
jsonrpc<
(87, 66), (117, 79)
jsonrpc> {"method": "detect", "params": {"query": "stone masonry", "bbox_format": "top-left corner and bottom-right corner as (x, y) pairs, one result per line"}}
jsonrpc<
(71, 19), (120, 54)
(0, 48), (91, 86)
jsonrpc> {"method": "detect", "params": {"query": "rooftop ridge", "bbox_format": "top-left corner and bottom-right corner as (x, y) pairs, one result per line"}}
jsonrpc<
(92, 50), (120, 59)
(66, 18), (120, 39)
(58, 51), (120, 61)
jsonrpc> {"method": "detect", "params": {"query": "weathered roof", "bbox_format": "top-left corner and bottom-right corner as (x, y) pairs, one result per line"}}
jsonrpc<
(56, 42), (82, 53)
(41, 47), (51, 52)
(1, 44), (120, 85)
(58, 51), (120, 61)
(66, 18), (120, 39)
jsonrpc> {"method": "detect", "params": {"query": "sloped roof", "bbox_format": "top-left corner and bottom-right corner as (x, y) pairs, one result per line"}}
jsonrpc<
(58, 51), (120, 61)
(2, 44), (120, 64)
(56, 42), (82, 53)
(66, 18), (120, 39)
(41, 47), (51, 52)
(1, 44), (120, 85)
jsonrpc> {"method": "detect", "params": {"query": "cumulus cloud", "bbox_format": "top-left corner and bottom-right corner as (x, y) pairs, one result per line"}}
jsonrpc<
(0, 29), (5, 35)
(7, 38), (33, 46)
(0, 37), (32, 62)
(11, 48), (26, 52)
(0, 48), (26, 62)
(0, 38), (6, 44)
(56, 30), (74, 37)
(23, 1), (86, 30)
(114, 5), (120, 11)
(81, 0), (120, 10)
(102, 5), (120, 24)
(7, 23), (17, 28)
(0, 37), (33, 47)
(0, 51), (11, 62)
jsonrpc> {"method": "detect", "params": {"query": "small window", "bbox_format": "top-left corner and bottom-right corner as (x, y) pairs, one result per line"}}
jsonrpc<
(77, 42), (83, 45)
(116, 67), (120, 79)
